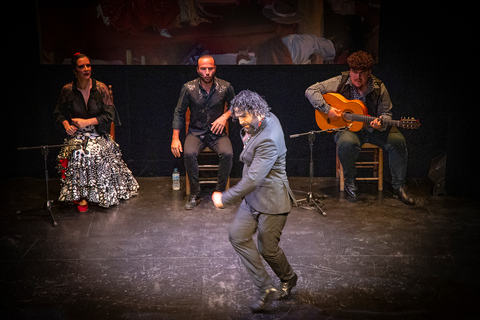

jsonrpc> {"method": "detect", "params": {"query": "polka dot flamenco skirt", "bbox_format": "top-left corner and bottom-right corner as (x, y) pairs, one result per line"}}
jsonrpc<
(57, 135), (139, 208)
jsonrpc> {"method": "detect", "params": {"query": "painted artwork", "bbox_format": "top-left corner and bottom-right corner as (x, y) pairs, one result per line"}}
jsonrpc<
(37, 0), (380, 65)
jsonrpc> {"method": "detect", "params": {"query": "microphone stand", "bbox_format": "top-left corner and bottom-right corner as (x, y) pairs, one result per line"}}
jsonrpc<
(290, 125), (352, 216)
(17, 144), (67, 227)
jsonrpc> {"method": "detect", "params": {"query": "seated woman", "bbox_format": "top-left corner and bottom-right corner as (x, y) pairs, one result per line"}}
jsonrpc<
(53, 52), (139, 212)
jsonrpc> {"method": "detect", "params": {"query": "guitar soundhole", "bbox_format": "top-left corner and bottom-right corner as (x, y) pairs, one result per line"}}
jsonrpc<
(343, 111), (352, 122)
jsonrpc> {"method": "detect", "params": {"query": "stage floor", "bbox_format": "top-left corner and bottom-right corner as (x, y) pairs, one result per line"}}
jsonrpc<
(0, 177), (478, 319)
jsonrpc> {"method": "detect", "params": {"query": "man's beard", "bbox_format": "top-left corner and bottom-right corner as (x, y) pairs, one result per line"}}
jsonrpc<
(200, 75), (214, 84)
(243, 117), (261, 134)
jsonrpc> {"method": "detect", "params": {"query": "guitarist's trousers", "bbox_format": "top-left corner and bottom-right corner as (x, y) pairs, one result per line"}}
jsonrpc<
(334, 128), (408, 190)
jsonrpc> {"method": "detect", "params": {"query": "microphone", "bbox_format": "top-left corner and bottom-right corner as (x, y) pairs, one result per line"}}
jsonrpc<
(289, 134), (300, 138)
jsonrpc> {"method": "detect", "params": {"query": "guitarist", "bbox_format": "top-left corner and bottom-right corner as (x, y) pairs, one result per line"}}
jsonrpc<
(305, 51), (414, 205)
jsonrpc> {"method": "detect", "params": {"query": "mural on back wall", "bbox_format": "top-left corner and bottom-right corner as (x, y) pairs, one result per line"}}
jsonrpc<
(37, 0), (379, 65)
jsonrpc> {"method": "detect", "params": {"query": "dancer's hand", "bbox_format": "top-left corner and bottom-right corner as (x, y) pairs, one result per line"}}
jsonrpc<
(212, 192), (224, 208)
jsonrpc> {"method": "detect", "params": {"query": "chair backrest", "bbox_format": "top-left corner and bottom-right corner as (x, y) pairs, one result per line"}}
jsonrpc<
(108, 85), (115, 140)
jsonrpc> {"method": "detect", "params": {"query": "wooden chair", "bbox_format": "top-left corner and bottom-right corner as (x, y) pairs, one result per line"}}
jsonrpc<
(336, 143), (384, 191)
(108, 85), (115, 140)
(185, 106), (230, 195)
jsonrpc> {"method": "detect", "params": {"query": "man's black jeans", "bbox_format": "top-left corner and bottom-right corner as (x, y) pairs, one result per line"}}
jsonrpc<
(184, 133), (233, 195)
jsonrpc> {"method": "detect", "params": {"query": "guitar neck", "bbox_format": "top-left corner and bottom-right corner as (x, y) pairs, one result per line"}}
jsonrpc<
(345, 113), (401, 127)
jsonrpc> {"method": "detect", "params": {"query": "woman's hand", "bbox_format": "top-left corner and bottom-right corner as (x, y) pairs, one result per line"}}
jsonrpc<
(71, 118), (97, 129)
(62, 120), (78, 136)
(65, 124), (78, 136)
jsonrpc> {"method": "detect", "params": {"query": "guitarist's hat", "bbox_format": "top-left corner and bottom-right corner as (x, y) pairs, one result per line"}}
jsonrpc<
(262, 1), (305, 24)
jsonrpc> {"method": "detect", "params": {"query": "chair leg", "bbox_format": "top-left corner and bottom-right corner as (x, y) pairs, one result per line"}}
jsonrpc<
(336, 148), (345, 191)
(336, 153), (341, 178)
(373, 149), (379, 178)
(378, 149), (384, 191)
(339, 162), (345, 191)
(186, 172), (190, 195)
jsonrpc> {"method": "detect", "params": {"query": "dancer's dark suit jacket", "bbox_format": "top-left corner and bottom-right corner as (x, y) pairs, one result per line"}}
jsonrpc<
(221, 113), (295, 212)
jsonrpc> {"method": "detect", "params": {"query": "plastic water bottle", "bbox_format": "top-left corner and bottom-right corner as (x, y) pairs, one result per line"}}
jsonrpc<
(172, 168), (180, 190)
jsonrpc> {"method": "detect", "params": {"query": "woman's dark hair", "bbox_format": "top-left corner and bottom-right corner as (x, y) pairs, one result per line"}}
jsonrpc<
(230, 90), (271, 119)
(71, 52), (90, 70)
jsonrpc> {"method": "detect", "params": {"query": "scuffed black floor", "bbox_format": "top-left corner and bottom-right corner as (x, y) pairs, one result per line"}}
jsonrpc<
(1, 177), (479, 319)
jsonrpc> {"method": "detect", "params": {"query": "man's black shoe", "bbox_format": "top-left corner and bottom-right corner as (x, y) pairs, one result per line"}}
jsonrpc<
(279, 273), (297, 299)
(250, 286), (278, 313)
(344, 179), (358, 198)
(394, 186), (415, 205)
(185, 195), (201, 210)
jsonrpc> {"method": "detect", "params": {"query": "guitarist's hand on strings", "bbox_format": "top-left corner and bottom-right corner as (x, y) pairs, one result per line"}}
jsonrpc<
(327, 107), (342, 120)
(370, 118), (383, 130)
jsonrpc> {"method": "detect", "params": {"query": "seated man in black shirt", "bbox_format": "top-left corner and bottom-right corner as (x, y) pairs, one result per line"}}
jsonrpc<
(171, 55), (235, 209)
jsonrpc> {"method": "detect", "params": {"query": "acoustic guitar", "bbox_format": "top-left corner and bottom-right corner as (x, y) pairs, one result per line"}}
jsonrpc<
(315, 93), (421, 132)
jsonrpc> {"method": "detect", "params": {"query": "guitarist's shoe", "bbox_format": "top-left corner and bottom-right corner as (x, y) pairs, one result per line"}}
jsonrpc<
(344, 179), (358, 198)
(394, 186), (415, 205)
